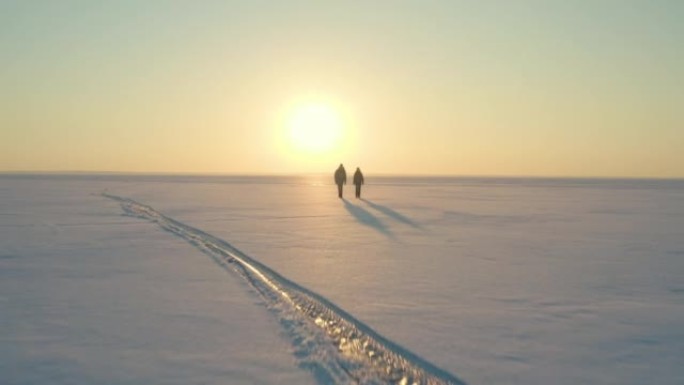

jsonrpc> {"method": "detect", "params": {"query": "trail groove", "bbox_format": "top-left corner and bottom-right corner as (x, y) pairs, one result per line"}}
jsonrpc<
(104, 194), (465, 385)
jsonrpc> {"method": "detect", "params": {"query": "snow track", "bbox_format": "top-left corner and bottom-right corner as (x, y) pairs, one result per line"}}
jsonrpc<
(104, 194), (465, 385)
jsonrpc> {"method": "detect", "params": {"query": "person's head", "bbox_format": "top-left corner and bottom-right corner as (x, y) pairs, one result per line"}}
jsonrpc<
(339, 163), (344, 168)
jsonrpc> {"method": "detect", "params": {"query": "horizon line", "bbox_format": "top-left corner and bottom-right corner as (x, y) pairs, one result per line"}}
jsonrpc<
(1, 170), (682, 181)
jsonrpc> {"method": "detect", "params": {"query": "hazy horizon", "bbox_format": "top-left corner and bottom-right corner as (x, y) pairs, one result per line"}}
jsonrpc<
(2, 170), (683, 182)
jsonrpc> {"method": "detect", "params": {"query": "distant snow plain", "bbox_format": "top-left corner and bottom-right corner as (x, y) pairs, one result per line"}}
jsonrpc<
(1, 174), (683, 385)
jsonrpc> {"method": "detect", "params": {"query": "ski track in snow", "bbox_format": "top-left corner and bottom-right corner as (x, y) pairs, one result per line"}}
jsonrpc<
(104, 194), (465, 385)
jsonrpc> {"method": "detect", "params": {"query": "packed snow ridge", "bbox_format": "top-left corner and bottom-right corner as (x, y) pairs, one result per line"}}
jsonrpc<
(104, 194), (466, 385)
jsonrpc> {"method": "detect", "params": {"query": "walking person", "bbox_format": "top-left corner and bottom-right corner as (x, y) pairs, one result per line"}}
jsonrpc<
(334, 163), (347, 198)
(353, 167), (364, 198)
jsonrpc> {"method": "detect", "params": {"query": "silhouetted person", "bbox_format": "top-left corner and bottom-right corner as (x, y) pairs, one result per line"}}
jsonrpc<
(334, 164), (347, 198)
(353, 167), (364, 198)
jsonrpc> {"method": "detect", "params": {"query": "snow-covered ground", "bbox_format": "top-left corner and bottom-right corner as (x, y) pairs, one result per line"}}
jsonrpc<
(1, 174), (683, 385)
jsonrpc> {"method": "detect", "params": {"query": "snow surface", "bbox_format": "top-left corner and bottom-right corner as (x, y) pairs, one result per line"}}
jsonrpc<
(1, 174), (683, 385)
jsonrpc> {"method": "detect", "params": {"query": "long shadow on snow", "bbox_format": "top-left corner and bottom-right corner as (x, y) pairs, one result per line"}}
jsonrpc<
(360, 198), (423, 230)
(104, 193), (466, 385)
(342, 199), (395, 239)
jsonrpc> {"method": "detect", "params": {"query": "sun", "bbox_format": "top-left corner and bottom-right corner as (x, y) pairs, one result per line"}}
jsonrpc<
(286, 102), (343, 153)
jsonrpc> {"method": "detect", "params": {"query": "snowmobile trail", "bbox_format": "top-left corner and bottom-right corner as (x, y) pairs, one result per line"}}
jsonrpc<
(104, 193), (466, 385)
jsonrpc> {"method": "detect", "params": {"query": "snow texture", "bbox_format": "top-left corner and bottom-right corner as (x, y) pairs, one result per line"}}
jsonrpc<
(103, 193), (464, 385)
(2, 174), (683, 385)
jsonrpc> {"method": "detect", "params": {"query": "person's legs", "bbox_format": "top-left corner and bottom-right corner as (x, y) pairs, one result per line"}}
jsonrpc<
(355, 184), (361, 198)
(337, 184), (343, 198)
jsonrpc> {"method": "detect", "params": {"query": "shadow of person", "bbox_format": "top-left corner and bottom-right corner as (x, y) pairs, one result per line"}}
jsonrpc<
(360, 199), (423, 229)
(342, 199), (394, 238)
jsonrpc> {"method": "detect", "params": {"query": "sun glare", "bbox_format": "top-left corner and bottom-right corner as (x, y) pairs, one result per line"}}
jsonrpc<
(287, 103), (343, 153)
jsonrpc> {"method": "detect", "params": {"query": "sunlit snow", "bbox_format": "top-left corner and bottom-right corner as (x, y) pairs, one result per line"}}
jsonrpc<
(1, 174), (683, 385)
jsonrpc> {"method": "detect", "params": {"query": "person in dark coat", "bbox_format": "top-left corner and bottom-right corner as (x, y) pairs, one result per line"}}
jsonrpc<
(334, 164), (347, 198)
(353, 167), (364, 198)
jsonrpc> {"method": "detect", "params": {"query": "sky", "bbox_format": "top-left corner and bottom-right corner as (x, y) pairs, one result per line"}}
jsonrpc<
(1, 0), (682, 177)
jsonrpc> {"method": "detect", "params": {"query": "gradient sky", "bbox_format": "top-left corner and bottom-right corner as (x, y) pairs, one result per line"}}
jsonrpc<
(1, 1), (682, 177)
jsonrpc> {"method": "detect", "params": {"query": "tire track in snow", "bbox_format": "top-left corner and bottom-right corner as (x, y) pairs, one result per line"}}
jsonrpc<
(104, 194), (466, 385)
